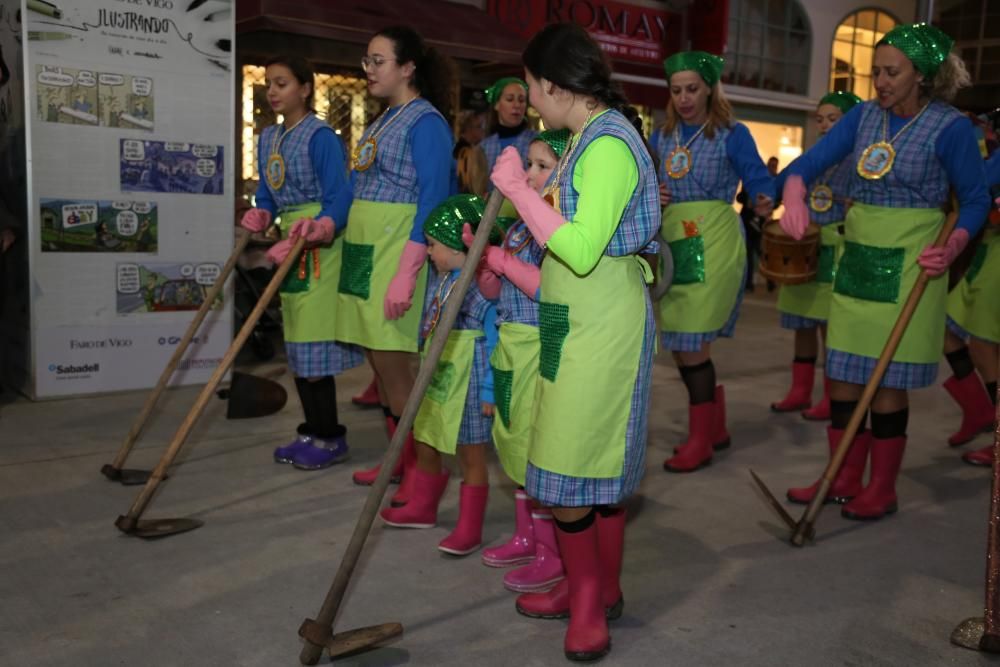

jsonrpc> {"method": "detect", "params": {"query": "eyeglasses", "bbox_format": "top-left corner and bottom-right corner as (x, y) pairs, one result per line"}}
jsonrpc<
(361, 56), (395, 71)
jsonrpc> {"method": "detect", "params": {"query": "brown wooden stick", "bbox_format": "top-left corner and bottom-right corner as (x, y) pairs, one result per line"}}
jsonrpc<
(791, 212), (959, 545)
(115, 237), (307, 532)
(983, 357), (1000, 642)
(104, 229), (251, 475)
(298, 191), (503, 665)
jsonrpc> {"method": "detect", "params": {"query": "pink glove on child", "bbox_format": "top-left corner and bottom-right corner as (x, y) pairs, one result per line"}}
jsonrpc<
(918, 228), (970, 277)
(240, 208), (271, 233)
(266, 238), (294, 265)
(779, 176), (809, 240)
(289, 216), (335, 245)
(490, 147), (566, 247)
(384, 240), (427, 320)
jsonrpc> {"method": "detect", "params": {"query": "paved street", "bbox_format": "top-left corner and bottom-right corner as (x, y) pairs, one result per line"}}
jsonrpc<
(1, 294), (998, 666)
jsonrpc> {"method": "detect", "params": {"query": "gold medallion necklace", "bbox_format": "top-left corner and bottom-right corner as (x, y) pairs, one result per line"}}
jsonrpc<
(352, 97), (417, 171)
(857, 102), (930, 181)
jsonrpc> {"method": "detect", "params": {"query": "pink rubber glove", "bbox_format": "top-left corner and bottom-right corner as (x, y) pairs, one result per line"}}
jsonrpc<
(491, 148), (566, 246)
(476, 269), (501, 300)
(289, 216), (335, 245)
(265, 238), (294, 265)
(779, 176), (809, 240)
(918, 229), (969, 277)
(384, 240), (427, 320)
(240, 208), (271, 233)
(495, 252), (541, 298)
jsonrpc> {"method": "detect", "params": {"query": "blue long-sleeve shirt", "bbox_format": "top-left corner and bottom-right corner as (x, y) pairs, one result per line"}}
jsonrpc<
(784, 104), (989, 235)
(339, 113), (453, 241)
(255, 129), (349, 225)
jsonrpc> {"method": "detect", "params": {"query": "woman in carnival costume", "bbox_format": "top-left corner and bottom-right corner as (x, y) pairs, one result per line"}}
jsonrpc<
(491, 23), (659, 662)
(239, 55), (362, 470)
(779, 23), (989, 519)
(771, 91), (863, 422)
(653, 51), (775, 473)
(480, 76), (537, 180)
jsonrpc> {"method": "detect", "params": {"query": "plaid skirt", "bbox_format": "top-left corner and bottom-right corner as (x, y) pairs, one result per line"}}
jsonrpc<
(780, 313), (825, 330)
(661, 288), (742, 352)
(826, 348), (937, 390)
(286, 341), (364, 378)
(457, 336), (494, 445)
(948, 316), (997, 345)
(525, 295), (654, 507)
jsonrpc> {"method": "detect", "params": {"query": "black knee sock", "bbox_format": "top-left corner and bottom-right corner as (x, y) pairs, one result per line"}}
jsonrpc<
(988, 381), (998, 406)
(554, 509), (596, 533)
(680, 360), (716, 405)
(294, 377), (318, 436)
(831, 399), (868, 432)
(382, 404), (394, 419)
(945, 347), (975, 379)
(311, 376), (346, 439)
(871, 408), (908, 439)
(595, 505), (623, 518)
(794, 356), (817, 365)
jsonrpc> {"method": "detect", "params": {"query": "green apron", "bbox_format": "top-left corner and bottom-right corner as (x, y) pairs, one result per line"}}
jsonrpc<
(827, 203), (946, 364)
(275, 202), (343, 343)
(658, 200), (745, 333)
(335, 200), (428, 353)
(946, 227), (1000, 343)
(413, 328), (482, 454)
(776, 223), (845, 321)
(529, 253), (646, 478)
(490, 322), (539, 486)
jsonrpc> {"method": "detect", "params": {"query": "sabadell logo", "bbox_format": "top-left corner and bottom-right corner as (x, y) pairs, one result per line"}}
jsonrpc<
(48, 363), (100, 374)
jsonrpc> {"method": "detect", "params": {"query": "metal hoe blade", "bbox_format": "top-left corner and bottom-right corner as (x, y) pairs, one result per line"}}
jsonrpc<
(951, 617), (1000, 652)
(101, 465), (156, 486)
(114, 515), (204, 539)
(299, 619), (403, 660)
(749, 470), (814, 543)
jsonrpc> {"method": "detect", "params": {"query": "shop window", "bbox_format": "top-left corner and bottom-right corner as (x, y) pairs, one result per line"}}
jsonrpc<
(936, 0), (1000, 82)
(722, 0), (811, 95)
(829, 10), (898, 99)
(240, 65), (380, 197)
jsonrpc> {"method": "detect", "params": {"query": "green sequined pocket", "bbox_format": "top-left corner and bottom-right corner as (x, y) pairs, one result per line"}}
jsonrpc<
(339, 241), (374, 299)
(966, 244), (987, 285)
(538, 302), (570, 382)
(280, 251), (311, 294)
(667, 236), (706, 285)
(427, 361), (455, 403)
(492, 365), (513, 428)
(816, 244), (835, 284)
(834, 241), (904, 304)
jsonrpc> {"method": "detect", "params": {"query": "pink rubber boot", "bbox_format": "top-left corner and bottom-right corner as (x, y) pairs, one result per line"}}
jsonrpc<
(482, 489), (535, 567)
(389, 432), (417, 507)
(503, 509), (565, 593)
(438, 483), (489, 556)
(380, 467), (449, 528)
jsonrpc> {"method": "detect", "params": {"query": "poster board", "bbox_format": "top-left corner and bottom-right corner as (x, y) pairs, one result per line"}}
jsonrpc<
(19, 0), (234, 398)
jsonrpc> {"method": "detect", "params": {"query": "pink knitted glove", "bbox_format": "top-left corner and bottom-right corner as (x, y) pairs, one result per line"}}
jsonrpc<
(265, 238), (294, 265)
(918, 229), (970, 277)
(240, 208), (271, 233)
(779, 176), (809, 240)
(384, 240), (427, 320)
(289, 216), (335, 245)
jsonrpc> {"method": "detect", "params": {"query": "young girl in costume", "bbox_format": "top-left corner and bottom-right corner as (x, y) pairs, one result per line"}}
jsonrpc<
(772, 91), (863, 423)
(379, 194), (498, 557)
(239, 55), (362, 470)
(780, 23), (989, 519)
(491, 23), (659, 662)
(336, 27), (455, 502)
(942, 150), (1000, 465)
(653, 51), (775, 473)
(476, 130), (570, 594)
(480, 77), (536, 179)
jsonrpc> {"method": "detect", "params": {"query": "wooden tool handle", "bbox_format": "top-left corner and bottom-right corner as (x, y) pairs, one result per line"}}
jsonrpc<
(120, 236), (307, 525)
(793, 212), (959, 545)
(298, 191), (504, 665)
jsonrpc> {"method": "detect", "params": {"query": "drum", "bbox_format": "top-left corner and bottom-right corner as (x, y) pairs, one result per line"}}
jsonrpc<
(759, 221), (820, 285)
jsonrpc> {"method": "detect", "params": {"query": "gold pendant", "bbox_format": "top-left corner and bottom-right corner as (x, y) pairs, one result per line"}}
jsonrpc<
(809, 184), (834, 213)
(266, 153), (285, 190)
(857, 142), (895, 180)
(352, 137), (377, 171)
(543, 186), (559, 210)
(667, 146), (693, 179)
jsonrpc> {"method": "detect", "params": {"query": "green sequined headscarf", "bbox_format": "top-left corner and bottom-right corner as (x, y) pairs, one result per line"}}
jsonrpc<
(818, 91), (863, 114)
(424, 194), (486, 252)
(485, 77), (528, 105)
(533, 128), (571, 158)
(663, 51), (725, 87)
(877, 23), (955, 79)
